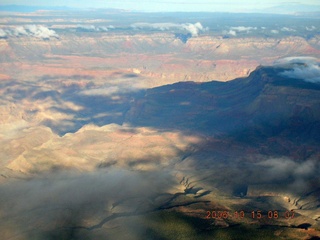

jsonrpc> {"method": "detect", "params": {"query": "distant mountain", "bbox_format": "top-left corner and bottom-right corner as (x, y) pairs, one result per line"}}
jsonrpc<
(0, 5), (130, 13)
(0, 5), (73, 12)
(126, 64), (320, 158)
(256, 3), (320, 14)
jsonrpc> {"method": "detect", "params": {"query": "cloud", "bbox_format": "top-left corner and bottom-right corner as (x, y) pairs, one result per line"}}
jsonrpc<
(76, 25), (113, 32)
(223, 26), (257, 36)
(274, 57), (318, 65)
(183, 22), (204, 37)
(256, 158), (318, 187)
(271, 29), (279, 34)
(275, 57), (320, 83)
(282, 64), (320, 83)
(0, 25), (59, 39)
(251, 157), (320, 198)
(227, 30), (237, 36)
(0, 29), (7, 38)
(230, 26), (257, 32)
(25, 25), (59, 39)
(131, 22), (207, 37)
(78, 77), (143, 98)
(0, 168), (174, 239)
(80, 86), (121, 96)
(306, 26), (316, 31)
(281, 27), (296, 32)
(12, 26), (28, 36)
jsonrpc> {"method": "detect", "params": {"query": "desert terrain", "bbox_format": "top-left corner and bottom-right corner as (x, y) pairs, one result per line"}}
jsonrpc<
(0, 8), (319, 240)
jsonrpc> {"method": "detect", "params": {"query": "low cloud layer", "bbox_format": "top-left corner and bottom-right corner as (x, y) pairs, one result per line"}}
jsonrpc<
(131, 22), (207, 37)
(275, 57), (320, 83)
(79, 78), (142, 97)
(76, 25), (115, 32)
(227, 30), (237, 36)
(257, 158), (317, 181)
(230, 26), (257, 32)
(306, 26), (316, 31)
(0, 169), (174, 239)
(0, 25), (59, 39)
(224, 26), (257, 36)
(0, 29), (7, 38)
(255, 157), (319, 194)
(281, 27), (296, 32)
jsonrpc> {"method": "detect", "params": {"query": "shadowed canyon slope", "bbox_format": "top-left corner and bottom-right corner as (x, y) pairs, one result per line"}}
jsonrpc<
(126, 63), (320, 158)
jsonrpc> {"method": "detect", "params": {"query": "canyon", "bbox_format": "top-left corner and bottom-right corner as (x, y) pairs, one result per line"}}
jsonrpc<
(0, 9), (319, 240)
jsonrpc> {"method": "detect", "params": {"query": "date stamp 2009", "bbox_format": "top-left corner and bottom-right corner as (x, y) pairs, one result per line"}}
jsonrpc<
(205, 210), (295, 220)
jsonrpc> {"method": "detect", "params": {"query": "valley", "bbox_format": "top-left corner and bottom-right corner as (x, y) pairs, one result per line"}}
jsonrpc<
(0, 8), (319, 240)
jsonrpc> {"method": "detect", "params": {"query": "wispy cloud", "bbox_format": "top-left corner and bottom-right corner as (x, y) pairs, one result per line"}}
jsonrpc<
(256, 158), (319, 194)
(281, 27), (296, 32)
(230, 26), (257, 32)
(0, 29), (7, 38)
(76, 25), (114, 32)
(79, 86), (122, 96)
(78, 77), (143, 97)
(224, 26), (257, 36)
(0, 168), (174, 238)
(257, 158), (316, 181)
(131, 22), (207, 37)
(306, 26), (316, 31)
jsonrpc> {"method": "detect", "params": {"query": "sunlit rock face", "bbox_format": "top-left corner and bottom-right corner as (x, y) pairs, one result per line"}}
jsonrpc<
(1, 34), (319, 84)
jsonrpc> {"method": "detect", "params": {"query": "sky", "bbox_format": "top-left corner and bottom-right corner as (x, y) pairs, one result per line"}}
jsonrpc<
(0, 0), (320, 12)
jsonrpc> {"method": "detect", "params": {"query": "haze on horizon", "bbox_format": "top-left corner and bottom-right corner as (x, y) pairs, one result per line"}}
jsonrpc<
(1, 0), (320, 12)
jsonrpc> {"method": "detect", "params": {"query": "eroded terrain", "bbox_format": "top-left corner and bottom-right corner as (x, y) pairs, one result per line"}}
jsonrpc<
(0, 9), (320, 240)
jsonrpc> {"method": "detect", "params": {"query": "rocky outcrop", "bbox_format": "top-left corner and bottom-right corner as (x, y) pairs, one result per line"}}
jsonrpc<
(125, 64), (320, 158)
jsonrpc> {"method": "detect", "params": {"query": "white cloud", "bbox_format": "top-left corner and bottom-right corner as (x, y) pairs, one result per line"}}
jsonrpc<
(281, 63), (320, 83)
(80, 86), (120, 96)
(183, 22), (203, 37)
(230, 26), (257, 32)
(131, 22), (207, 37)
(12, 26), (28, 36)
(228, 30), (237, 36)
(76, 25), (112, 32)
(79, 77), (143, 97)
(0, 29), (7, 38)
(0, 25), (59, 39)
(274, 57), (318, 65)
(281, 27), (296, 32)
(275, 57), (320, 83)
(224, 26), (257, 36)
(306, 26), (316, 31)
(131, 22), (178, 31)
(25, 25), (59, 39)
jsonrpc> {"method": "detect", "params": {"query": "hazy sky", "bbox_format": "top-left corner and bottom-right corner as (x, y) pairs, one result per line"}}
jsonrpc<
(1, 0), (320, 12)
